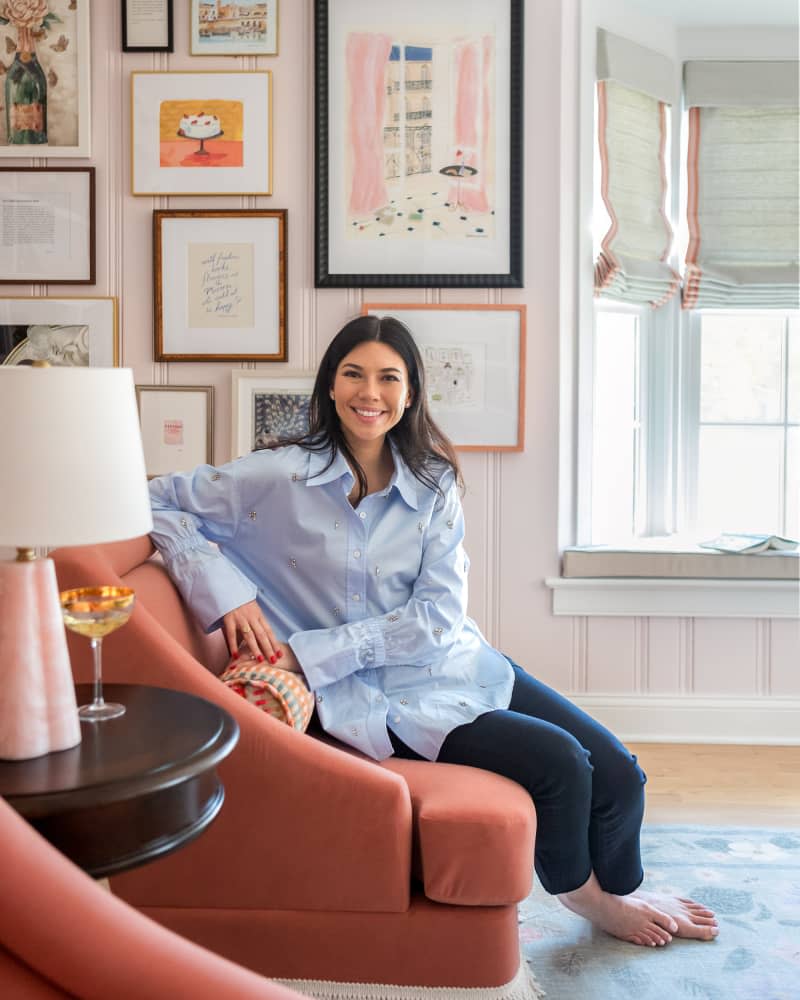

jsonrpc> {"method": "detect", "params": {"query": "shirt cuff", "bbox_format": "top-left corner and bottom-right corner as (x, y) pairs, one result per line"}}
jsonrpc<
(288, 617), (386, 690)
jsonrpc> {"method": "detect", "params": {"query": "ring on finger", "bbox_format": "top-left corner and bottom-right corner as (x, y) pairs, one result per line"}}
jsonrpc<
(241, 626), (252, 634)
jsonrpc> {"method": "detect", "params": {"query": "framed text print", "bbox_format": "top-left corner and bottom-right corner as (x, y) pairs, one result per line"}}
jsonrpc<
(154, 209), (287, 363)
(363, 303), (525, 450)
(131, 71), (272, 196)
(316, 0), (523, 287)
(136, 385), (213, 478)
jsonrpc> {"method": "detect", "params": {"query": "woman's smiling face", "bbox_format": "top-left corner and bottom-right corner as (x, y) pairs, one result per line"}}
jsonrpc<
(330, 340), (412, 453)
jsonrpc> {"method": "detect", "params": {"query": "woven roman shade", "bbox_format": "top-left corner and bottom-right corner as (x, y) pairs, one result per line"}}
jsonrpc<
(594, 29), (679, 307)
(683, 60), (800, 309)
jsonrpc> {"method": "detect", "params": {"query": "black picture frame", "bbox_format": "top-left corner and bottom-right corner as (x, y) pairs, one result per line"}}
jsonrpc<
(315, 0), (523, 288)
(122, 0), (174, 53)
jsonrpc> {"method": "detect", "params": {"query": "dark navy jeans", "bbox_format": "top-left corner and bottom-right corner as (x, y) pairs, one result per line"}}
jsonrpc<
(389, 662), (646, 896)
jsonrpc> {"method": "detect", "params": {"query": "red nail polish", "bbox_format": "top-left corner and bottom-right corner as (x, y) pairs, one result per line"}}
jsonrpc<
(269, 655), (277, 665)
(276, 649), (284, 659)
(257, 654), (264, 663)
(232, 651), (239, 659)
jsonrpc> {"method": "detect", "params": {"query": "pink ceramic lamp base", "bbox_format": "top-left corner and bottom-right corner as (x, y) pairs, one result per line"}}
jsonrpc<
(0, 558), (81, 760)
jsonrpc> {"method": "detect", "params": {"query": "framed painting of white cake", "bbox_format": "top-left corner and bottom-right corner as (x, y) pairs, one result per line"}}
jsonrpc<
(153, 209), (287, 363)
(190, 0), (278, 56)
(131, 71), (272, 196)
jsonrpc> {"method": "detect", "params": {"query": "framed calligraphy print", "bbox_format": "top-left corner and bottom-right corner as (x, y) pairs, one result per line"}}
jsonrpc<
(153, 209), (287, 362)
(315, 0), (523, 287)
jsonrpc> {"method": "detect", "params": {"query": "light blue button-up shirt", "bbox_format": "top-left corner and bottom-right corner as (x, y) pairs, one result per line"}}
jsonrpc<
(148, 443), (514, 761)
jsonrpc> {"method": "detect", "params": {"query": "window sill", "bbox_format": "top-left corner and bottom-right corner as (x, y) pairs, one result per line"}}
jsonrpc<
(544, 576), (799, 618)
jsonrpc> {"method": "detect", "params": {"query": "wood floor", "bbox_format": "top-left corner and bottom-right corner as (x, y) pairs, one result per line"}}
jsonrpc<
(628, 743), (800, 827)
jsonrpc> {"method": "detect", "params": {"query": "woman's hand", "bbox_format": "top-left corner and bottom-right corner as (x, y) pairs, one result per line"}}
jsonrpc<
(222, 600), (283, 665)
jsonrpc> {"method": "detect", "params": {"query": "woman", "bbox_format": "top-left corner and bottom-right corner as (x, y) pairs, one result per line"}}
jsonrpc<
(149, 315), (718, 948)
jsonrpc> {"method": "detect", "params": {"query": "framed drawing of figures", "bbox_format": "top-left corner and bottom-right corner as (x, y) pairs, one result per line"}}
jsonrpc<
(154, 209), (287, 363)
(190, 0), (278, 56)
(231, 371), (314, 458)
(363, 303), (525, 450)
(131, 71), (272, 196)
(315, 0), (523, 287)
(0, 0), (91, 157)
(0, 296), (118, 367)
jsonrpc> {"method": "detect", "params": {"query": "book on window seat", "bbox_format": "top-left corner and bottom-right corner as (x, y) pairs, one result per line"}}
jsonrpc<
(699, 533), (799, 554)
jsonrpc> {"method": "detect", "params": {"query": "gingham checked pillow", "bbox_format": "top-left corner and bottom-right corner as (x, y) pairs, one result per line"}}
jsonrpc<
(219, 661), (314, 732)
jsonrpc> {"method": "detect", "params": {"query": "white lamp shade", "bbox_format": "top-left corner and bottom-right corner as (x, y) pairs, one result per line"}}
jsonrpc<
(0, 367), (153, 549)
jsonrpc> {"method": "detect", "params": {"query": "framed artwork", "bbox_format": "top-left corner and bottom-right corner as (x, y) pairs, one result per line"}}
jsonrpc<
(231, 371), (314, 458)
(315, 0), (523, 288)
(122, 0), (174, 52)
(190, 0), (278, 56)
(363, 303), (525, 451)
(0, 167), (94, 284)
(136, 385), (213, 479)
(131, 71), (272, 196)
(0, 0), (91, 157)
(0, 297), (118, 367)
(154, 209), (287, 363)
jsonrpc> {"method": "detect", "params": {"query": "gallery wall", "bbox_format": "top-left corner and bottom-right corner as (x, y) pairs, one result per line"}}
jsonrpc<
(4, 0), (797, 740)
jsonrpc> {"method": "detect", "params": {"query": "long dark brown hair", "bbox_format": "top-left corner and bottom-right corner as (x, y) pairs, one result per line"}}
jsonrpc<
(279, 315), (462, 504)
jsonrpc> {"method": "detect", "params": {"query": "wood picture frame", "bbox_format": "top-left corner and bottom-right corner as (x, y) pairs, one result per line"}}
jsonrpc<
(190, 0), (278, 56)
(0, 296), (118, 367)
(0, 0), (91, 157)
(131, 70), (272, 196)
(154, 209), (287, 363)
(363, 303), (526, 450)
(122, 0), (174, 53)
(0, 168), (95, 284)
(136, 384), (214, 478)
(315, 0), (523, 287)
(231, 370), (315, 458)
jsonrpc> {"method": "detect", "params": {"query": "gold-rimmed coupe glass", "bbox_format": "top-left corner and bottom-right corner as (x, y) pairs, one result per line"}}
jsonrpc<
(59, 586), (135, 721)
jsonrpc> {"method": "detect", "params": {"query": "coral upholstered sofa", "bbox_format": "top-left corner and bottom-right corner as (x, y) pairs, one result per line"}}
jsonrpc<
(51, 537), (540, 999)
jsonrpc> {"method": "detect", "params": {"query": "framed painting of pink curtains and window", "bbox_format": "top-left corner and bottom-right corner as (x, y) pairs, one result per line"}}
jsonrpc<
(315, 0), (523, 288)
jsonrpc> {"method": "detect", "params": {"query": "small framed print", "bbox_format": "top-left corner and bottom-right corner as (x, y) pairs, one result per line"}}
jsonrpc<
(131, 70), (272, 196)
(191, 0), (278, 56)
(0, 0), (91, 157)
(136, 385), (214, 478)
(0, 296), (117, 367)
(363, 303), (525, 451)
(122, 0), (174, 53)
(232, 371), (314, 459)
(0, 168), (95, 284)
(154, 209), (287, 363)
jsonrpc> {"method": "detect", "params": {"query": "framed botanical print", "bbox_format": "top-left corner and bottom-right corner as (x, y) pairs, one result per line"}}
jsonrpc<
(363, 303), (525, 450)
(0, 0), (91, 157)
(136, 384), (213, 478)
(190, 0), (278, 56)
(154, 209), (287, 363)
(0, 296), (118, 367)
(316, 0), (523, 287)
(131, 71), (272, 196)
(231, 371), (314, 458)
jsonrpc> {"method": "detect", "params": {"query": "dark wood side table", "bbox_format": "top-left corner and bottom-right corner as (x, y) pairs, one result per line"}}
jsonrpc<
(0, 684), (239, 878)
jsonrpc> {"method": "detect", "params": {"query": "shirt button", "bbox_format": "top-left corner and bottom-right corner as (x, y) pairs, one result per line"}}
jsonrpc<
(375, 694), (383, 702)
(353, 549), (361, 558)
(375, 566), (381, 575)
(334, 521), (340, 529)
(352, 594), (360, 601)
(393, 716), (401, 724)
(359, 511), (366, 519)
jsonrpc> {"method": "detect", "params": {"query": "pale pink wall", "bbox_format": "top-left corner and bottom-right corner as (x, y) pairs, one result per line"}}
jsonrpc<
(6, 0), (795, 714)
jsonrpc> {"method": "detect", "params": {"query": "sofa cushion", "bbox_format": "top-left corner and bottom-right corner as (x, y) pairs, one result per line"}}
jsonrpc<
(382, 757), (535, 906)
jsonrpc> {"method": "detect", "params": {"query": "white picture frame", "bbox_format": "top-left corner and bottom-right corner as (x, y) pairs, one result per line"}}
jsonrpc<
(136, 385), (214, 478)
(131, 70), (272, 196)
(190, 0), (278, 56)
(232, 371), (315, 459)
(0, 297), (118, 367)
(364, 303), (525, 451)
(0, 1), (91, 157)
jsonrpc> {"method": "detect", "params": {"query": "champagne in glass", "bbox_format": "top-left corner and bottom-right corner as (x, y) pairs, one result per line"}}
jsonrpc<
(60, 586), (135, 721)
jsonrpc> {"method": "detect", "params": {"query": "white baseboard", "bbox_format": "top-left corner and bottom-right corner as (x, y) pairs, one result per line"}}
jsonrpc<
(570, 694), (800, 745)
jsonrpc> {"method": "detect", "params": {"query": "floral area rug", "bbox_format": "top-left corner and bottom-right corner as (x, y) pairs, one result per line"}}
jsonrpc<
(518, 825), (800, 1000)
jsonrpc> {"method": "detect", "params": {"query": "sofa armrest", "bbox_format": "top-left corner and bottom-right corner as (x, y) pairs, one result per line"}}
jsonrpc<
(52, 544), (412, 914)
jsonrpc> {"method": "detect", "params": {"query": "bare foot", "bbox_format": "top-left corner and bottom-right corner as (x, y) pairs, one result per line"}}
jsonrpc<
(558, 871), (680, 947)
(633, 889), (719, 940)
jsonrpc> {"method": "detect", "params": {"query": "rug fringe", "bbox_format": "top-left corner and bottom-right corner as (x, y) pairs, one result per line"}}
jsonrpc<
(274, 954), (544, 1000)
